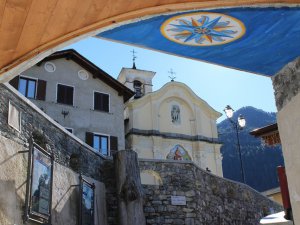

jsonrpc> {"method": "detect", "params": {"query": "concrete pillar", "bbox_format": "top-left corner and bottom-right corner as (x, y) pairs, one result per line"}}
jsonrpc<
(272, 57), (300, 224)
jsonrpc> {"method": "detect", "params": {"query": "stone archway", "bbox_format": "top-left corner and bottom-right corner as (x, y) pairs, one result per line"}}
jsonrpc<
(2, 1), (300, 223)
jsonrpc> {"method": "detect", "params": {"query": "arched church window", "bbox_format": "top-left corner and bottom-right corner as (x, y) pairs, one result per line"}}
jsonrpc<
(166, 145), (191, 161)
(133, 80), (143, 98)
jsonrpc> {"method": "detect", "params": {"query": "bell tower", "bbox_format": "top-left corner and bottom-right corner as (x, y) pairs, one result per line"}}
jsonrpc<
(117, 50), (156, 99)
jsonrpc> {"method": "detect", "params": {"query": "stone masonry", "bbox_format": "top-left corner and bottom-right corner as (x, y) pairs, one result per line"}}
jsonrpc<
(140, 159), (282, 225)
(272, 56), (300, 111)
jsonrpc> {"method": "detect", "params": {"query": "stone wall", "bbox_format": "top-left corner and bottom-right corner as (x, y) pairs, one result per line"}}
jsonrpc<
(139, 159), (282, 225)
(0, 83), (114, 225)
(272, 56), (300, 111)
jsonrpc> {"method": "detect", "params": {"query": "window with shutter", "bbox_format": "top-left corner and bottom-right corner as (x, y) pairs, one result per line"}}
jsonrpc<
(18, 77), (37, 98)
(57, 84), (74, 105)
(94, 92), (109, 112)
(86, 132), (110, 156)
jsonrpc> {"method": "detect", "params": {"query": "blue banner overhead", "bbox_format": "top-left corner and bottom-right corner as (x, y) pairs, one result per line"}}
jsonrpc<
(97, 7), (300, 76)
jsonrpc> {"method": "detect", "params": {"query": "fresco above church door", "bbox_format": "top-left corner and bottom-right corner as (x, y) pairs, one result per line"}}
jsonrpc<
(167, 145), (191, 160)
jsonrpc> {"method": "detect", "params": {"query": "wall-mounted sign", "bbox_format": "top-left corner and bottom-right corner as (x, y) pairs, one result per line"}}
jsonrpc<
(80, 176), (95, 225)
(30, 146), (53, 216)
(171, 196), (186, 205)
(24, 143), (54, 224)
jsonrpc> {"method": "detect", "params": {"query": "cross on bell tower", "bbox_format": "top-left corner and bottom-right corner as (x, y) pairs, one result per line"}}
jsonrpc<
(168, 69), (176, 82)
(131, 49), (137, 69)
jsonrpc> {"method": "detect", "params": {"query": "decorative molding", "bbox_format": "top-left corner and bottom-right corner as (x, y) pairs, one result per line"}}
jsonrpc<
(78, 70), (89, 80)
(126, 128), (221, 144)
(44, 62), (56, 73)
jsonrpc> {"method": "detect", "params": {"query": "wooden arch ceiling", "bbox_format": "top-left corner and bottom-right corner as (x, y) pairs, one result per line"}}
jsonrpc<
(0, 0), (299, 82)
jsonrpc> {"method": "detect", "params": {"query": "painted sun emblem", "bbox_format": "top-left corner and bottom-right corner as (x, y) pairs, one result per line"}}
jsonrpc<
(161, 12), (246, 46)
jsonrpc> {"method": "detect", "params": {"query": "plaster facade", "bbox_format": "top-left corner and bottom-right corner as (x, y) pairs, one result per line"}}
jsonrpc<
(277, 94), (300, 223)
(119, 68), (223, 176)
(272, 57), (300, 224)
(10, 50), (133, 155)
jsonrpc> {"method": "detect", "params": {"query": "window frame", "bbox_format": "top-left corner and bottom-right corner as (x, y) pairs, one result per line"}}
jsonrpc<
(56, 83), (75, 106)
(79, 175), (95, 225)
(92, 132), (110, 156)
(24, 142), (54, 224)
(18, 75), (38, 99)
(8, 100), (21, 132)
(93, 91), (110, 113)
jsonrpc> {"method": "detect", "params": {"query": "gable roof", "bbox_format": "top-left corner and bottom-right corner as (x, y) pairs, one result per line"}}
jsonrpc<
(40, 49), (134, 102)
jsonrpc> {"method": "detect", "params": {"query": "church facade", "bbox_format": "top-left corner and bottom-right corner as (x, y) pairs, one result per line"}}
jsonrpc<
(118, 67), (223, 176)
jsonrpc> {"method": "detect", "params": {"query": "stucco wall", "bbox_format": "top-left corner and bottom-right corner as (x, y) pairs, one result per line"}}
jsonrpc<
(20, 58), (126, 151)
(0, 135), (26, 225)
(139, 159), (282, 225)
(277, 93), (300, 223)
(127, 82), (220, 138)
(272, 57), (300, 224)
(0, 135), (107, 225)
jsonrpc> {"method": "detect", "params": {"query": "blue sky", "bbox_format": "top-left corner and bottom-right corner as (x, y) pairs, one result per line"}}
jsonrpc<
(66, 37), (276, 122)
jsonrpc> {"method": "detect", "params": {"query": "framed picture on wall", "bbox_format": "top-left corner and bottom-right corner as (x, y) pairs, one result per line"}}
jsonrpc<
(24, 143), (54, 224)
(79, 176), (95, 225)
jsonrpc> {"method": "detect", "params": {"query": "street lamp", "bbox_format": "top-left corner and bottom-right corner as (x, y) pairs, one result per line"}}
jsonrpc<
(224, 105), (246, 183)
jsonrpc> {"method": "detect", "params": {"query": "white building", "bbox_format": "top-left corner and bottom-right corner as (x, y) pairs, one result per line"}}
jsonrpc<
(9, 49), (134, 156)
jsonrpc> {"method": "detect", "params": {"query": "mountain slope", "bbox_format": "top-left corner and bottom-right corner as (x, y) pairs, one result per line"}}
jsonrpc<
(218, 106), (284, 192)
